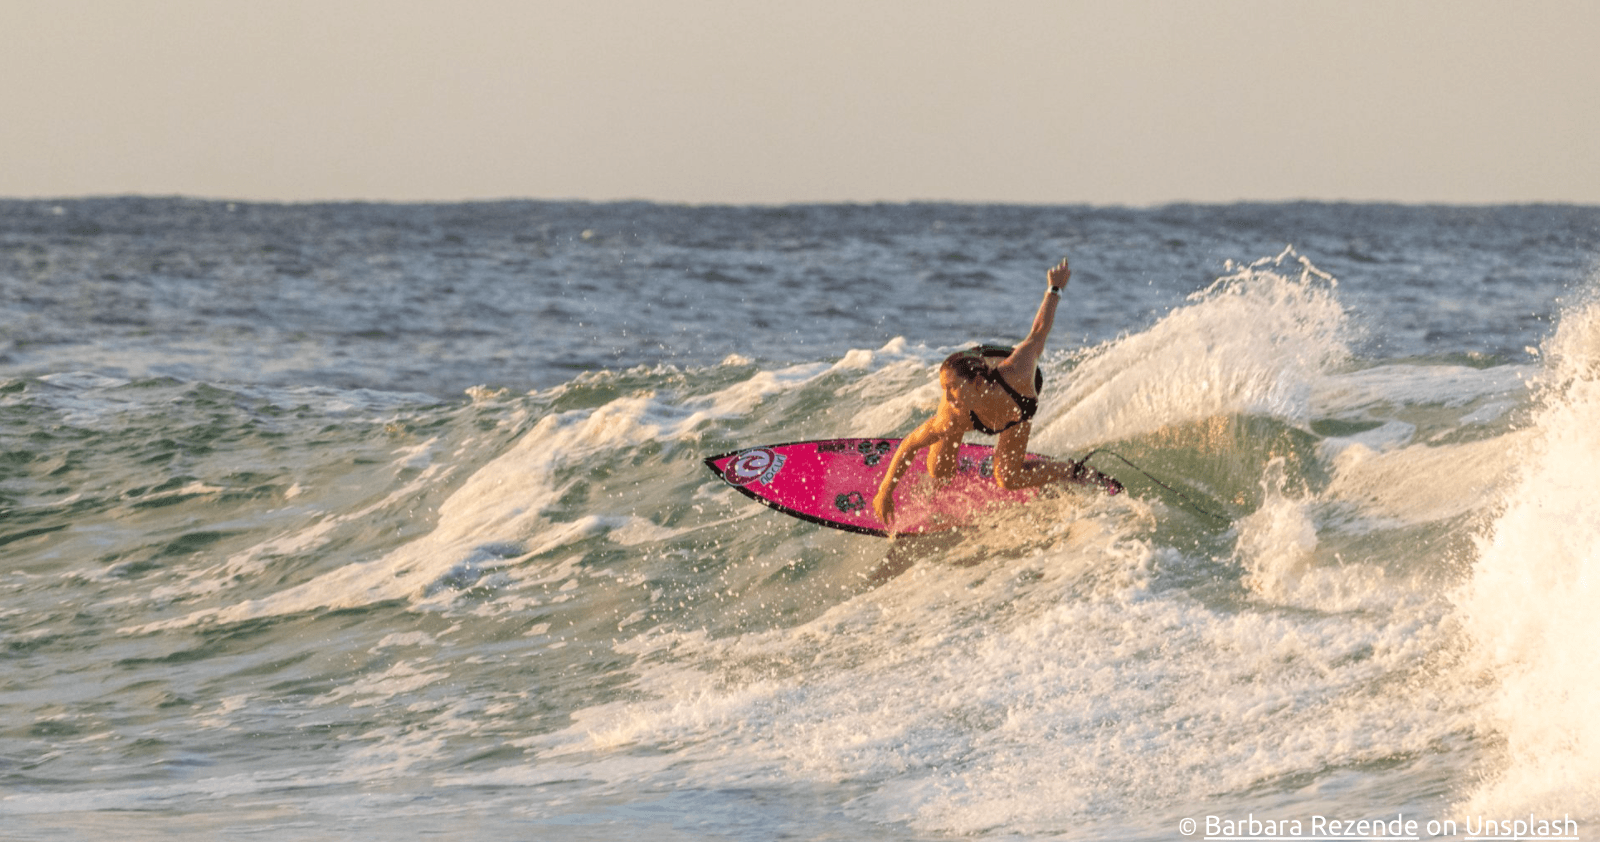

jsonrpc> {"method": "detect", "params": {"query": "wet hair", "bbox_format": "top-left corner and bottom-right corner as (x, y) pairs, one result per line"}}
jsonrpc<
(939, 346), (1045, 392)
(941, 350), (990, 383)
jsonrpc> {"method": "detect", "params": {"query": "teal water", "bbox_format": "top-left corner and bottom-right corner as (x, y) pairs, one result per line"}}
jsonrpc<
(2, 200), (1599, 839)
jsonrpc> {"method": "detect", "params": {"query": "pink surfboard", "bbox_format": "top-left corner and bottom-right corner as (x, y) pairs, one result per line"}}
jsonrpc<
(704, 438), (1113, 537)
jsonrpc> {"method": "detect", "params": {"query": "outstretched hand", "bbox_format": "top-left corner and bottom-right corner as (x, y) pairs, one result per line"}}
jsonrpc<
(873, 487), (895, 529)
(1047, 257), (1071, 289)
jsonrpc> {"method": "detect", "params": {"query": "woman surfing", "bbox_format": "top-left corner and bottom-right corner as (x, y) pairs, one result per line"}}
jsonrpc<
(872, 257), (1122, 530)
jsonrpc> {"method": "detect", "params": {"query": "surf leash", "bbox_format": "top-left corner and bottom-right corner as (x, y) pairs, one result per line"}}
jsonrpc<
(1077, 449), (1232, 524)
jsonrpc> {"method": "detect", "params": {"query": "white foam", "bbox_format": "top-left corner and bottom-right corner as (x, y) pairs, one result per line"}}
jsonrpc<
(1314, 363), (1530, 415)
(121, 457), (458, 631)
(607, 516), (685, 546)
(1235, 458), (1399, 613)
(374, 631), (437, 650)
(1036, 250), (1349, 450)
(524, 494), (1469, 836)
(1457, 297), (1600, 817)
(121, 341), (948, 630)
(314, 660), (448, 709)
(37, 371), (130, 390)
(139, 372), (779, 627)
(1322, 434), (1523, 528)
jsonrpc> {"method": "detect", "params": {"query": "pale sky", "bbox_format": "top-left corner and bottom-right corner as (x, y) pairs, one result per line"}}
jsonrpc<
(3, 0), (1597, 205)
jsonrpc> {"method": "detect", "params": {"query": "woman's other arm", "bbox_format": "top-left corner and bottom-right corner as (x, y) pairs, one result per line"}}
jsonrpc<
(872, 416), (952, 529)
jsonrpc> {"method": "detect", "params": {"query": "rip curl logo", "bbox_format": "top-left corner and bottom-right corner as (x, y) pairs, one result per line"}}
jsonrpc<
(722, 447), (786, 486)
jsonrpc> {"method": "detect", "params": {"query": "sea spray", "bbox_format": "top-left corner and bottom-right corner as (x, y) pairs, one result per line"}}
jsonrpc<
(1459, 294), (1600, 817)
(1039, 248), (1349, 451)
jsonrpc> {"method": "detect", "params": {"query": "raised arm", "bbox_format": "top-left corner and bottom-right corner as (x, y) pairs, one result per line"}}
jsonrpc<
(997, 258), (1070, 389)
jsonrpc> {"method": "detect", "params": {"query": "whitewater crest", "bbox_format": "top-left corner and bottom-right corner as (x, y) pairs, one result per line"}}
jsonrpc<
(1458, 292), (1600, 816)
(1038, 247), (1349, 450)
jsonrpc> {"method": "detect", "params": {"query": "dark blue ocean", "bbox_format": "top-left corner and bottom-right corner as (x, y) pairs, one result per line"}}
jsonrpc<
(2, 198), (1598, 839)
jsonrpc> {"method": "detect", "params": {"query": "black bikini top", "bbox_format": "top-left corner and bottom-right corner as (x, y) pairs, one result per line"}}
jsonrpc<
(964, 345), (1044, 435)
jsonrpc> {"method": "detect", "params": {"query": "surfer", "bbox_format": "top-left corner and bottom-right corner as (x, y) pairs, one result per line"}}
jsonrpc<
(872, 257), (1122, 529)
